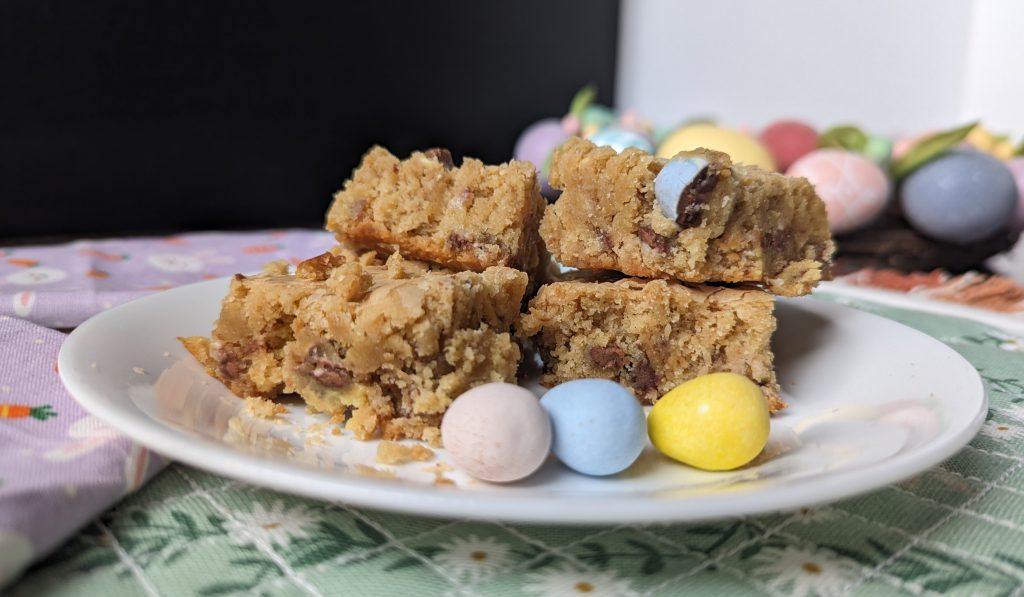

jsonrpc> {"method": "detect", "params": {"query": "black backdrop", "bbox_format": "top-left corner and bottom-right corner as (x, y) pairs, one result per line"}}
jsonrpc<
(0, 1), (618, 240)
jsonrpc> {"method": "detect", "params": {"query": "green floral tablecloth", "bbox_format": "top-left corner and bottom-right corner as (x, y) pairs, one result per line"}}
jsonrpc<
(12, 297), (1024, 597)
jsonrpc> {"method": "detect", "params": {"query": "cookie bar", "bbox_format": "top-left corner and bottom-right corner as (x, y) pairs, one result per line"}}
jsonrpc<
(518, 276), (784, 411)
(282, 254), (527, 442)
(182, 250), (529, 443)
(540, 137), (833, 296)
(326, 146), (548, 280)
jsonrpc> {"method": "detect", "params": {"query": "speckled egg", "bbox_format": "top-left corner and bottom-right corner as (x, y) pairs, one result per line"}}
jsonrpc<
(787, 149), (890, 234)
(1006, 158), (1024, 231)
(513, 118), (571, 199)
(648, 373), (770, 471)
(587, 126), (654, 154)
(901, 150), (1018, 245)
(658, 123), (776, 170)
(441, 383), (552, 483)
(759, 120), (818, 171)
(540, 379), (646, 476)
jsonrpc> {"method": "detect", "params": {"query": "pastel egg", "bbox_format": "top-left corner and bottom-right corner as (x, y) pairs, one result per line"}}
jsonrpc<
(1006, 158), (1024, 231)
(441, 383), (551, 483)
(787, 149), (890, 234)
(759, 120), (818, 171)
(901, 150), (1018, 245)
(658, 123), (776, 170)
(540, 379), (646, 476)
(863, 135), (894, 166)
(648, 373), (769, 471)
(587, 126), (654, 154)
(580, 104), (616, 136)
(513, 118), (571, 199)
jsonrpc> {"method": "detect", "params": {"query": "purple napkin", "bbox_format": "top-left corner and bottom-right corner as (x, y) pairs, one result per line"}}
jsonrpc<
(0, 230), (336, 327)
(0, 229), (334, 585)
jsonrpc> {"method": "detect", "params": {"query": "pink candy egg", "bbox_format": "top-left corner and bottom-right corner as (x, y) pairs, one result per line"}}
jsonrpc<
(759, 120), (818, 171)
(1007, 158), (1024, 232)
(787, 149), (891, 234)
(441, 383), (551, 483)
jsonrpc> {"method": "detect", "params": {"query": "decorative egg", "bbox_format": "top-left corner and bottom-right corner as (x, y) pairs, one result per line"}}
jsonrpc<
(759, 120), (818, 171)
(901, 150), (1018, 245)
(513, 118), (571, 199)
(1006, 158), (1024, 231)
(647, 373), (769, 471)
(787, 149), (890, 234)
(965, 126), (1016, 161)
(863, 135), (894, 166)
(539, 379), (646, 476)
(441, 383), (551, 483)
(580, 104), (616, 138)
(657, 123), (776, 170)
(587, 126), (654, 154)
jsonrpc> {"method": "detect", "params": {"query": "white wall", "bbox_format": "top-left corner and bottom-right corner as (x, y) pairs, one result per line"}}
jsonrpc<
(617, 0), (1024, 136)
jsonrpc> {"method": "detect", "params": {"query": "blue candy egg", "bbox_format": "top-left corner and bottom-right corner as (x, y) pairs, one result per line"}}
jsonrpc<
(540, 379), (647, 476)
(901, 150), (1018, 245)
(587, 126), (654, 154)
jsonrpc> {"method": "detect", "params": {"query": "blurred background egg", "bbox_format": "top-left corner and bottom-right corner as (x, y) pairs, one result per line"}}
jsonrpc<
(513, 118), (571, 199)
(901, 150), (1018, 245)
(1007, 157), (1024, 232)
(657, 123), (776, 170)
(587, 125), (654, 154)
(787, 149), (891, 234)
(759, 120), (818, 171)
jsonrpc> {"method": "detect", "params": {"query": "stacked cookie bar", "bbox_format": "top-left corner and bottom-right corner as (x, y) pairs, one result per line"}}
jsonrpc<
(519, 138), (834, 410)
(183, 138), (833, 442)
(183, 148), (547, 442)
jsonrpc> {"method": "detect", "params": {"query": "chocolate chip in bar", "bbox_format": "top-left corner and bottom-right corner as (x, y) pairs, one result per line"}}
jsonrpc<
(589, 345), (627, 370)
(423, 147), (455, 170)
(676, 166), (718, 228)
(638, 225), (671, 252)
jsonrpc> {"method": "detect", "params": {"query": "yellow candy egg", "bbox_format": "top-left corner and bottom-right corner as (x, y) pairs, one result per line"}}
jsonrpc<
(648, 372), (770, 471)
(657, 123), (777, 171)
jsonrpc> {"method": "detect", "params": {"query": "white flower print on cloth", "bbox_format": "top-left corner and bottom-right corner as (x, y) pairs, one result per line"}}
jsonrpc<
(523, 565), (641, 597)
(226, 500), (320, 547)
(989, 330), (1024, 353)
(146, 249), (235, 273)
(4, 267), (67, 286)
(980, 420), (1022, 441)
(1003, 405), (1024, 422)
(433, 534), (514, 583)
(750, 545), (858, 597)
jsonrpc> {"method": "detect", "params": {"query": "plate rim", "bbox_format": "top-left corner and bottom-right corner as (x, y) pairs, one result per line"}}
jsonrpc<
(57, 277), (988, 524)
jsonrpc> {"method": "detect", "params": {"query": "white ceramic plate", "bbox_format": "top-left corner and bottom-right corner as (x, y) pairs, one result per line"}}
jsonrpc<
(58, 278), (986, 524)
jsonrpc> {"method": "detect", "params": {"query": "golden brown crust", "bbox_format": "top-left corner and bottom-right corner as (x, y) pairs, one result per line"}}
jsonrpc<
(326, 146), (549, 289)
(519, 278), (785, 412)
(180, 252), (529, 442)
(541, 137), (833, 297)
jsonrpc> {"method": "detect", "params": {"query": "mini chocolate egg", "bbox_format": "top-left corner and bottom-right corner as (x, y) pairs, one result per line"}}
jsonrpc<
(759, 120), (818, 171)
(587, 125), (654, 154)
(787, 149), (890, 234)
(1006, 158), (1024, 231)
(901, 150), (1018, 245)
(658, 123), (776, 170)
(540, 379), (646, 476)
(654, 155), (711, 224)
(441, 383), (551, 483)
(648, 372), (769, 471)
(513, 118), (571, 199)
